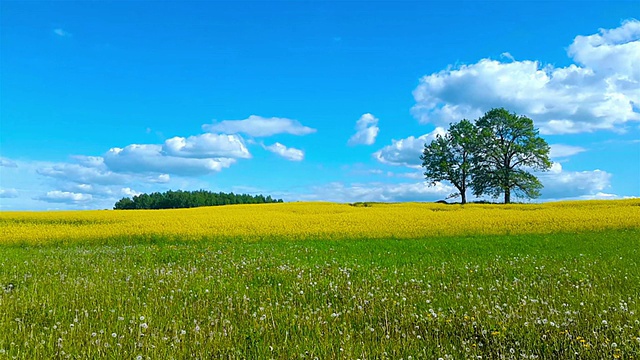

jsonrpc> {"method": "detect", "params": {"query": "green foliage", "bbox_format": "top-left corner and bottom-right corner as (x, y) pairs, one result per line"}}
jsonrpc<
(113, 189), (283, 210)
(421, 108), (551, 204)
(420, 119), (477, 204)
(472, 108), (552, 203)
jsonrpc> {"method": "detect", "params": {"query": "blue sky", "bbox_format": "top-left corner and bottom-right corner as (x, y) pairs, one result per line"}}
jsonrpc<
(1, 1), (639, 209)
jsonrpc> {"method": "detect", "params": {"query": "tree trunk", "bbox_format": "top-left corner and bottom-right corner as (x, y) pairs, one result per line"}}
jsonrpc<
(461, 190), (467, 204)
(504, 188), (511, 204)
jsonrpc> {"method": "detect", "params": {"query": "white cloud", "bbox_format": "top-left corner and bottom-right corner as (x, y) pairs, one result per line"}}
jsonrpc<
(36, 191), (92, 204)
(412, 20), (640, 134)
(37, 162), (128, 185)
(264, 142), (304, 161)
(70, 155), (105, 168)
(578, 192), (620, 200)
(0, 157), (202, 210)
(568, 19), (640, 81)
(0, 157), (18, 168)
(148, 174), (171, 183)
(373, 127), (446, 168)
(104, 144), (236, 176)
(549, 144), (587, 158)
(298, 181), (455, 203)
(121, 187), (142, 198)
(203, 115), (316, 137)
(348, 113), (379, 145)
(0, 188), (18, 198)
(538, 163), (612, 199)
(163, 133), (251, 159)
(53, 28), (71, 37)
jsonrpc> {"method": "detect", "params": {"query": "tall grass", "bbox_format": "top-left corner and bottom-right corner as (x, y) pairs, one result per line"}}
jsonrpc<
(1, 230), (638, 359)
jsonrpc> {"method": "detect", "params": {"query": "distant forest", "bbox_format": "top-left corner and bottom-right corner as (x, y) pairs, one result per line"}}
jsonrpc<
(113, 190), (283, 210)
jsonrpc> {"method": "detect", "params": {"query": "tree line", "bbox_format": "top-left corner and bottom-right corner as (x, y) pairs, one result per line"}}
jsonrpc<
(113, 190), (284, 210)
(421, 108), (551, 204)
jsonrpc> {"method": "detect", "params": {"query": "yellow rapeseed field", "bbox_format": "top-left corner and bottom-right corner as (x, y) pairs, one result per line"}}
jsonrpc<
(1, 199), (639, 245)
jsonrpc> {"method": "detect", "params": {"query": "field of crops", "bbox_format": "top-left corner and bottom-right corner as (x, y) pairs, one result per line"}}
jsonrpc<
(1, 200), (639, 359)
(2, 199), (640, 245)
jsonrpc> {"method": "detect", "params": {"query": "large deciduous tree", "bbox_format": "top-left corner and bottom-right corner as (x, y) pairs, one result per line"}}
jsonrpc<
(472, 108), (551, 204)
(420, 119), (477, 204)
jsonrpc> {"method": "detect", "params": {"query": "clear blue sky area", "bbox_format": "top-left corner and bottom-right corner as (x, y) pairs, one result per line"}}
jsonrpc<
(1, 1), (639, 209)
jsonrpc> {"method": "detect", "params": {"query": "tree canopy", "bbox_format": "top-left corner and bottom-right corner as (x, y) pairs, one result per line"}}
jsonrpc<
(472, 108), (551, 203)
(113, 190), (283, 210)
(420, 119), (476, 204)
(421, 108), (551, 204)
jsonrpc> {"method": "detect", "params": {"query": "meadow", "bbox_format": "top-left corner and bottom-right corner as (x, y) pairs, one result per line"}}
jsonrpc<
(1, 200), (639, 359)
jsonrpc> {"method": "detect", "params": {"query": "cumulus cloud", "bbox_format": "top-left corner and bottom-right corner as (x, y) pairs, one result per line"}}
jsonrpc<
(70, 156), (105, 168)
(163, 133), (251, 159)
(36, 191), (92, 204)
(104, 144), (236, 176)
(37, 162), (128, 185)
(549, 144), (587, 158)
(373, 127), (446, 168)
(121, 187), (142, 198)
(412, 19), (640, 134)
(264, 142), (304, 161)
(568, 19), (640, 81)
(538, 163), (612, 199)
(203, 115), (316, 137)
(148, 174), (171, 183)
(348, 113), (380, 145)
(299, 181), (455, 203)
(0, 188), (18, 198)
(0, 157), (18, 168)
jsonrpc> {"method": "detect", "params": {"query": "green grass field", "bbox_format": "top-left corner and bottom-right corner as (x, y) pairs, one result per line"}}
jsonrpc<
(1, 229), (639, 359)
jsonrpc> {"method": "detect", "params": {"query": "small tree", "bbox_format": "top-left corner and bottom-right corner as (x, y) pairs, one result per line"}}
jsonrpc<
(472, 108), (551, 203)
(420, 119), (477, 204)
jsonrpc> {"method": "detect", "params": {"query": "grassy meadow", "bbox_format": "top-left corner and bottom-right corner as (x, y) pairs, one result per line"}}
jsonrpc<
(1, 200), (639, 359)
